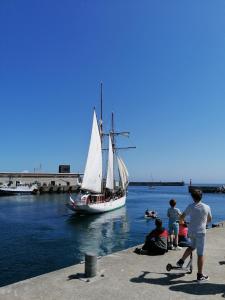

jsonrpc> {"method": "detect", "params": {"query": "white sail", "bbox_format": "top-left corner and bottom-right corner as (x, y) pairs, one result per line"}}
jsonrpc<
(106, 135), (114, 190)
(117, 156), (129, 189)
(81, 110), (102, 193)
(120, 157), (129, 179)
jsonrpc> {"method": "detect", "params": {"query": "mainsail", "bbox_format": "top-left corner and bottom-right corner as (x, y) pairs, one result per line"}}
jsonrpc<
(117, 156), (129, 189)
(81, 110), (102, 193)
(106, 135), (114, 190)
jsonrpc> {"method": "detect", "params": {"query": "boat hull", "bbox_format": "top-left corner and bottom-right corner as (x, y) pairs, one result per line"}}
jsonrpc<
(67, 195), (126, 214)
(0, 188), (38, 196)
(144, 214), (157, 219)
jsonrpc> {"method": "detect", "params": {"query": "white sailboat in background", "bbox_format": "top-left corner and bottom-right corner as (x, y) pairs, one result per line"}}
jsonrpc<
(68, 85), (134, 214)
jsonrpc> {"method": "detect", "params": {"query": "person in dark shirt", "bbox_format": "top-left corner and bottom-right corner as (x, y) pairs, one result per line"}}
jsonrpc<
(135, 218), (168, 255)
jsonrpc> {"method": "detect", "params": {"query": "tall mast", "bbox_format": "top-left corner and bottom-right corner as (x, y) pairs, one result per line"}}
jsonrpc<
(111, 112), (115, 191)
(102, 112), (136, 151)
(111, 112), (115, 151)
(100, 82), (103, 141)
(100, 82), (104, 192)
(99, 86), (136, 151)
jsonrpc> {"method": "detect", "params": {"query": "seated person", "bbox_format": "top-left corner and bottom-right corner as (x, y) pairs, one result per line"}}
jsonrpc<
(145, 209), (149, 216)
(135, 218), (168, 255)
(178, 220), (191, 247)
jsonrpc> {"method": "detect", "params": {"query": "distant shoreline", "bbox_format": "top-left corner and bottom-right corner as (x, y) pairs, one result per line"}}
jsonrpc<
(129, 181), (185, 186)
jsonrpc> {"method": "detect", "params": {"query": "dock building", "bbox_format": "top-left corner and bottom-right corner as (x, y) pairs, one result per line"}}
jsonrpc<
(0, 169), (82, 193)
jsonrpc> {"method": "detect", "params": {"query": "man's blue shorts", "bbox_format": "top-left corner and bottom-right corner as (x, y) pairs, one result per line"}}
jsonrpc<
(189, 233), (206, 256)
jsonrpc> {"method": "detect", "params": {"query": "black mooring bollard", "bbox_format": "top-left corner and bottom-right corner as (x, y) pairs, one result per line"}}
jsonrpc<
(85, 253), (97, 278)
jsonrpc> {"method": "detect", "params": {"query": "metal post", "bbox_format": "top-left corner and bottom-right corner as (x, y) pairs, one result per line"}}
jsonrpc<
(85, 253), (97, 278)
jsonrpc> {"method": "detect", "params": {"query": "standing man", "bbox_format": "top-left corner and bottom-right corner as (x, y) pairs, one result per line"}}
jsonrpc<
(176, 189), (212, 283)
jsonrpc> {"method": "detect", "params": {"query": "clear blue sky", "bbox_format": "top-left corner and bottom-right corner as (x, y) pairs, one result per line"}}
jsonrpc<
(1, 0), (225, 183)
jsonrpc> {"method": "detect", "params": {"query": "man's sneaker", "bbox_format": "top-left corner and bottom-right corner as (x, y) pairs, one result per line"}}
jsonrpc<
(197, 274), (209, 283)
(174, 246), (183, 251)
(176, 259), (184, 267)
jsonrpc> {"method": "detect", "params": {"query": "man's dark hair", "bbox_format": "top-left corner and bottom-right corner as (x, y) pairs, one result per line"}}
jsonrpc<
(191, 189), (202, 202)
(169, 199), (176, 207)
(155, 218), (163, 228)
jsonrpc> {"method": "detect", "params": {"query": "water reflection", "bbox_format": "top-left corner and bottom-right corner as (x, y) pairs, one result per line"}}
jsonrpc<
(67, 207), (129, 256)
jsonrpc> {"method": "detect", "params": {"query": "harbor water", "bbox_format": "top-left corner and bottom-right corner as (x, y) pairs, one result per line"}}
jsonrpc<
(0, 185), (225, 287)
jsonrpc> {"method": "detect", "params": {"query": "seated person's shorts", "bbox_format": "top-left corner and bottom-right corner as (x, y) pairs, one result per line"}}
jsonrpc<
(178, 235), (191, 247)
(168, 221), (179, 235)
(189, 233), (206, 256)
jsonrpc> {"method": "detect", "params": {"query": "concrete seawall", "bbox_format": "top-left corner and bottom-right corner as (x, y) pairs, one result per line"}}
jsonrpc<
(0, 224), (225, 300)
(189, 185), (223, 194)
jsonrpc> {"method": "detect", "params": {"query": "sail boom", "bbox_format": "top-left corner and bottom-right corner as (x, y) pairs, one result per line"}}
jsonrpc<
(102, 146), (136, 151)
(102, 131), (130, 136)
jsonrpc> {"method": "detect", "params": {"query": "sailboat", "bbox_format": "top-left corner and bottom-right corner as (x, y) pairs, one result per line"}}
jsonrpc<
(68, 88), (133, 214)
(148, 174), (155, 190)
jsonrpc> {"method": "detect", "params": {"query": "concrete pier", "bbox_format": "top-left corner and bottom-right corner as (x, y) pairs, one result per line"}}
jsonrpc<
(0, 224), (225, 300)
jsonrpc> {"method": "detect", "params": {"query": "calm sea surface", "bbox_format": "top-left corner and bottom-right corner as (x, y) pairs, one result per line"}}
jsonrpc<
(0, 185), (225, 287)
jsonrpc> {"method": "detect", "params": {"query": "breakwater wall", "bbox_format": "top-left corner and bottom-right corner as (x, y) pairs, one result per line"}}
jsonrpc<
(129, 181), (185, 186)
(188, 185), (224, 193)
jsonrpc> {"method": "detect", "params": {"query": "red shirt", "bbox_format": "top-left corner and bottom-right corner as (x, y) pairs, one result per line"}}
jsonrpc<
(179, 224), (188, 237)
